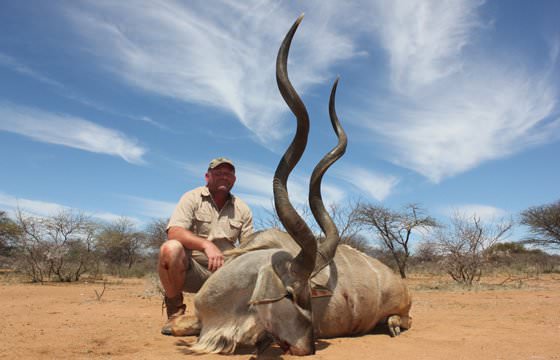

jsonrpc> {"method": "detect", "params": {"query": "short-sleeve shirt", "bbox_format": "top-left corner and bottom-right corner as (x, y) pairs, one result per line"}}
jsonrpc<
(167, 186), (253, 263)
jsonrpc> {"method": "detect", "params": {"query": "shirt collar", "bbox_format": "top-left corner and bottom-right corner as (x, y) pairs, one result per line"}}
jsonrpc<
(202, 186), (235, 201)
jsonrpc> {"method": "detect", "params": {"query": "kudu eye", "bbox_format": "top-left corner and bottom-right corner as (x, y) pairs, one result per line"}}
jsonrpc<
(284, 288), (295, 302)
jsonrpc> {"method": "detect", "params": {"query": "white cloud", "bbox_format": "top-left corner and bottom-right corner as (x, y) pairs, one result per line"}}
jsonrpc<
(334, 166), (399, 201)
(0, 53), (167, 131)
(88, 212), (135, 224)
(123, 196), (176, 219)
(0, 103), (147, 164)
(236, 161), (347, 207)
(0, 192), (68, 216)
(235, 192), (273, 209)
(0, 192), (134, 223)
(321, 183), (346, 207)
(62, 0), (559, 187)
(353, 0), (560, 183)
(0, 53), (65, 88)
(370, 0), (483, 92)
(137, 116), (169, 130)
(441, 204), (508, 221)
(364, 61), (559, 183)
(235, 163), (275, 197)
(63, 1), (358, 143)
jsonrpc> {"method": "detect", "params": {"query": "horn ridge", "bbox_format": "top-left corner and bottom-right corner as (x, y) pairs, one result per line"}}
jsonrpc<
(273, 14), (317, 278)
(309, 77), (347, 275)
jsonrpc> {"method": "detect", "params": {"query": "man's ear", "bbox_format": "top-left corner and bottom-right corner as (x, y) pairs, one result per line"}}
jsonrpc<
(249, 264), (286, 305)
(310, 283), (332, 298)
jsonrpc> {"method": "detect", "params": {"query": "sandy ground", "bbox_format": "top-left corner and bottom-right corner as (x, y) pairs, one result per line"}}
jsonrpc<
(1, 273), (559, 360)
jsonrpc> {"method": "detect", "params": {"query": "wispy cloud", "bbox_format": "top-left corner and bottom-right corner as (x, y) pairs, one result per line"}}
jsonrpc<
(0, 53), (65, 88)
(365, 64), (559, 182)
(334, 165), (399, 202)
(63, 1), (358, 143)
(356, 0), (560, 183)
(370, 0), (483, 92)
(321, 184), (347, 207)
(122, 195), (176, 219)
(0, 192), (132, 223)
(235, 193), (273, 209)
(59, 0), (560, 184)
(0, 103), (147, 164)
(0, 53), (168, 131)
(89, 212), (137, 224)
(137, 115), (169, 131)
(234, 161), (347, 208)
(59, 93), (170, 131)
(441, 204), (508, 222)
(0, 192), (67, 216)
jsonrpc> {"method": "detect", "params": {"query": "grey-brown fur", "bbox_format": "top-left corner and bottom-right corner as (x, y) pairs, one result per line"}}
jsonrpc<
(183, 231), (411, 354)
(241, 232), (412, 338)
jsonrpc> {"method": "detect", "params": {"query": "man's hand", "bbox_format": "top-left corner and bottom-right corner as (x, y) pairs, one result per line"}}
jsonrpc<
(202, 241), (224, 272)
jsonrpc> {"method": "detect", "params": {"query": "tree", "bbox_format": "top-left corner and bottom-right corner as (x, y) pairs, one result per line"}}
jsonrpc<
(487, 241), (528, 255)
(145, 218), (169, 253)
(0, 210), (21, 260)
(11, 209), (98, 282)
(520, 200), (560, 250)
(414, 240), (440, 263)
(96, 217), (147, 271)
(355, 203), (437, 278)
(43, 211), (98, 281)
(327, 200), (363, 245)
(435, 213), (513, 286)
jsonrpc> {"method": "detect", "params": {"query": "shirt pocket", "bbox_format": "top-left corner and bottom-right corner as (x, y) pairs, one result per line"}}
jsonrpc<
(228, 219), (243, 240)
(194, 212), (213, 237)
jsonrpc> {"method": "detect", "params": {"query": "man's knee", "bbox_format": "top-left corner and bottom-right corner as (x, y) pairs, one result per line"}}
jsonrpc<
(159, 240), (187, 266)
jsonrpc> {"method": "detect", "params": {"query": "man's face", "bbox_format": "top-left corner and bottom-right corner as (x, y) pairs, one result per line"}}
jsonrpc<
(205, 163), (236, 194)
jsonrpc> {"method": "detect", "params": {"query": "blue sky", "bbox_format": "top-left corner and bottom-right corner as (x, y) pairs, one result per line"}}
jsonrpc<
(1, 1), (559, 243)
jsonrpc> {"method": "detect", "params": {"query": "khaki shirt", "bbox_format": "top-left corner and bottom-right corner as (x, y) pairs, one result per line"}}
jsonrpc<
(167, 186), (253, 264)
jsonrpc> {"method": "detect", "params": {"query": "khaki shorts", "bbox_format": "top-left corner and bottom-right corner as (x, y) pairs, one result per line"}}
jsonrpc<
(183, 239), (234, 293)
(183, 250), (212, 293)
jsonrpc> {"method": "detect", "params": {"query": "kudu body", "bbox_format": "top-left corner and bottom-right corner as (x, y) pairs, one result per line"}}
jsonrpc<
(178, 16), (411, 355)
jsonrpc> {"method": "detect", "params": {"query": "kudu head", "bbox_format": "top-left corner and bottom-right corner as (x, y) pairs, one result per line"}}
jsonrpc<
(249, 14), (347, 356)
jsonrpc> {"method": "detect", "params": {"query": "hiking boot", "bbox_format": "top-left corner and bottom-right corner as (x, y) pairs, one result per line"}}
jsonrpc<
(161, 314), (202, 337)
(161, 293), (186, 336)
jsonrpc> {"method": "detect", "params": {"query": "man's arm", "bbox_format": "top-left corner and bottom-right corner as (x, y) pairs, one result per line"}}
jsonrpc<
(167, 226), (224, 272)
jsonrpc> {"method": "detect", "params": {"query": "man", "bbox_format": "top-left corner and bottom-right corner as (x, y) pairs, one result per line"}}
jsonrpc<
(158, 157), (253, 335)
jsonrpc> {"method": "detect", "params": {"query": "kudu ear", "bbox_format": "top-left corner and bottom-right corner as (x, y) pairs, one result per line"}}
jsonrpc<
(249, 263), (286, 305)
(249, 251), (295, 305)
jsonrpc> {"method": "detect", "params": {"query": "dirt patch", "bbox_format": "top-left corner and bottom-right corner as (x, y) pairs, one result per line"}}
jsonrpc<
(1, 274), (559, 359)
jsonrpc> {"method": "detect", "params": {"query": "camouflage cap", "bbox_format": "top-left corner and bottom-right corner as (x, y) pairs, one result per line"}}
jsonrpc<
(208, 157), (235, 171)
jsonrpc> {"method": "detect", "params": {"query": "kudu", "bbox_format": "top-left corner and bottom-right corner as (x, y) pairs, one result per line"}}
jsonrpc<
(173, 15), (412, 356)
